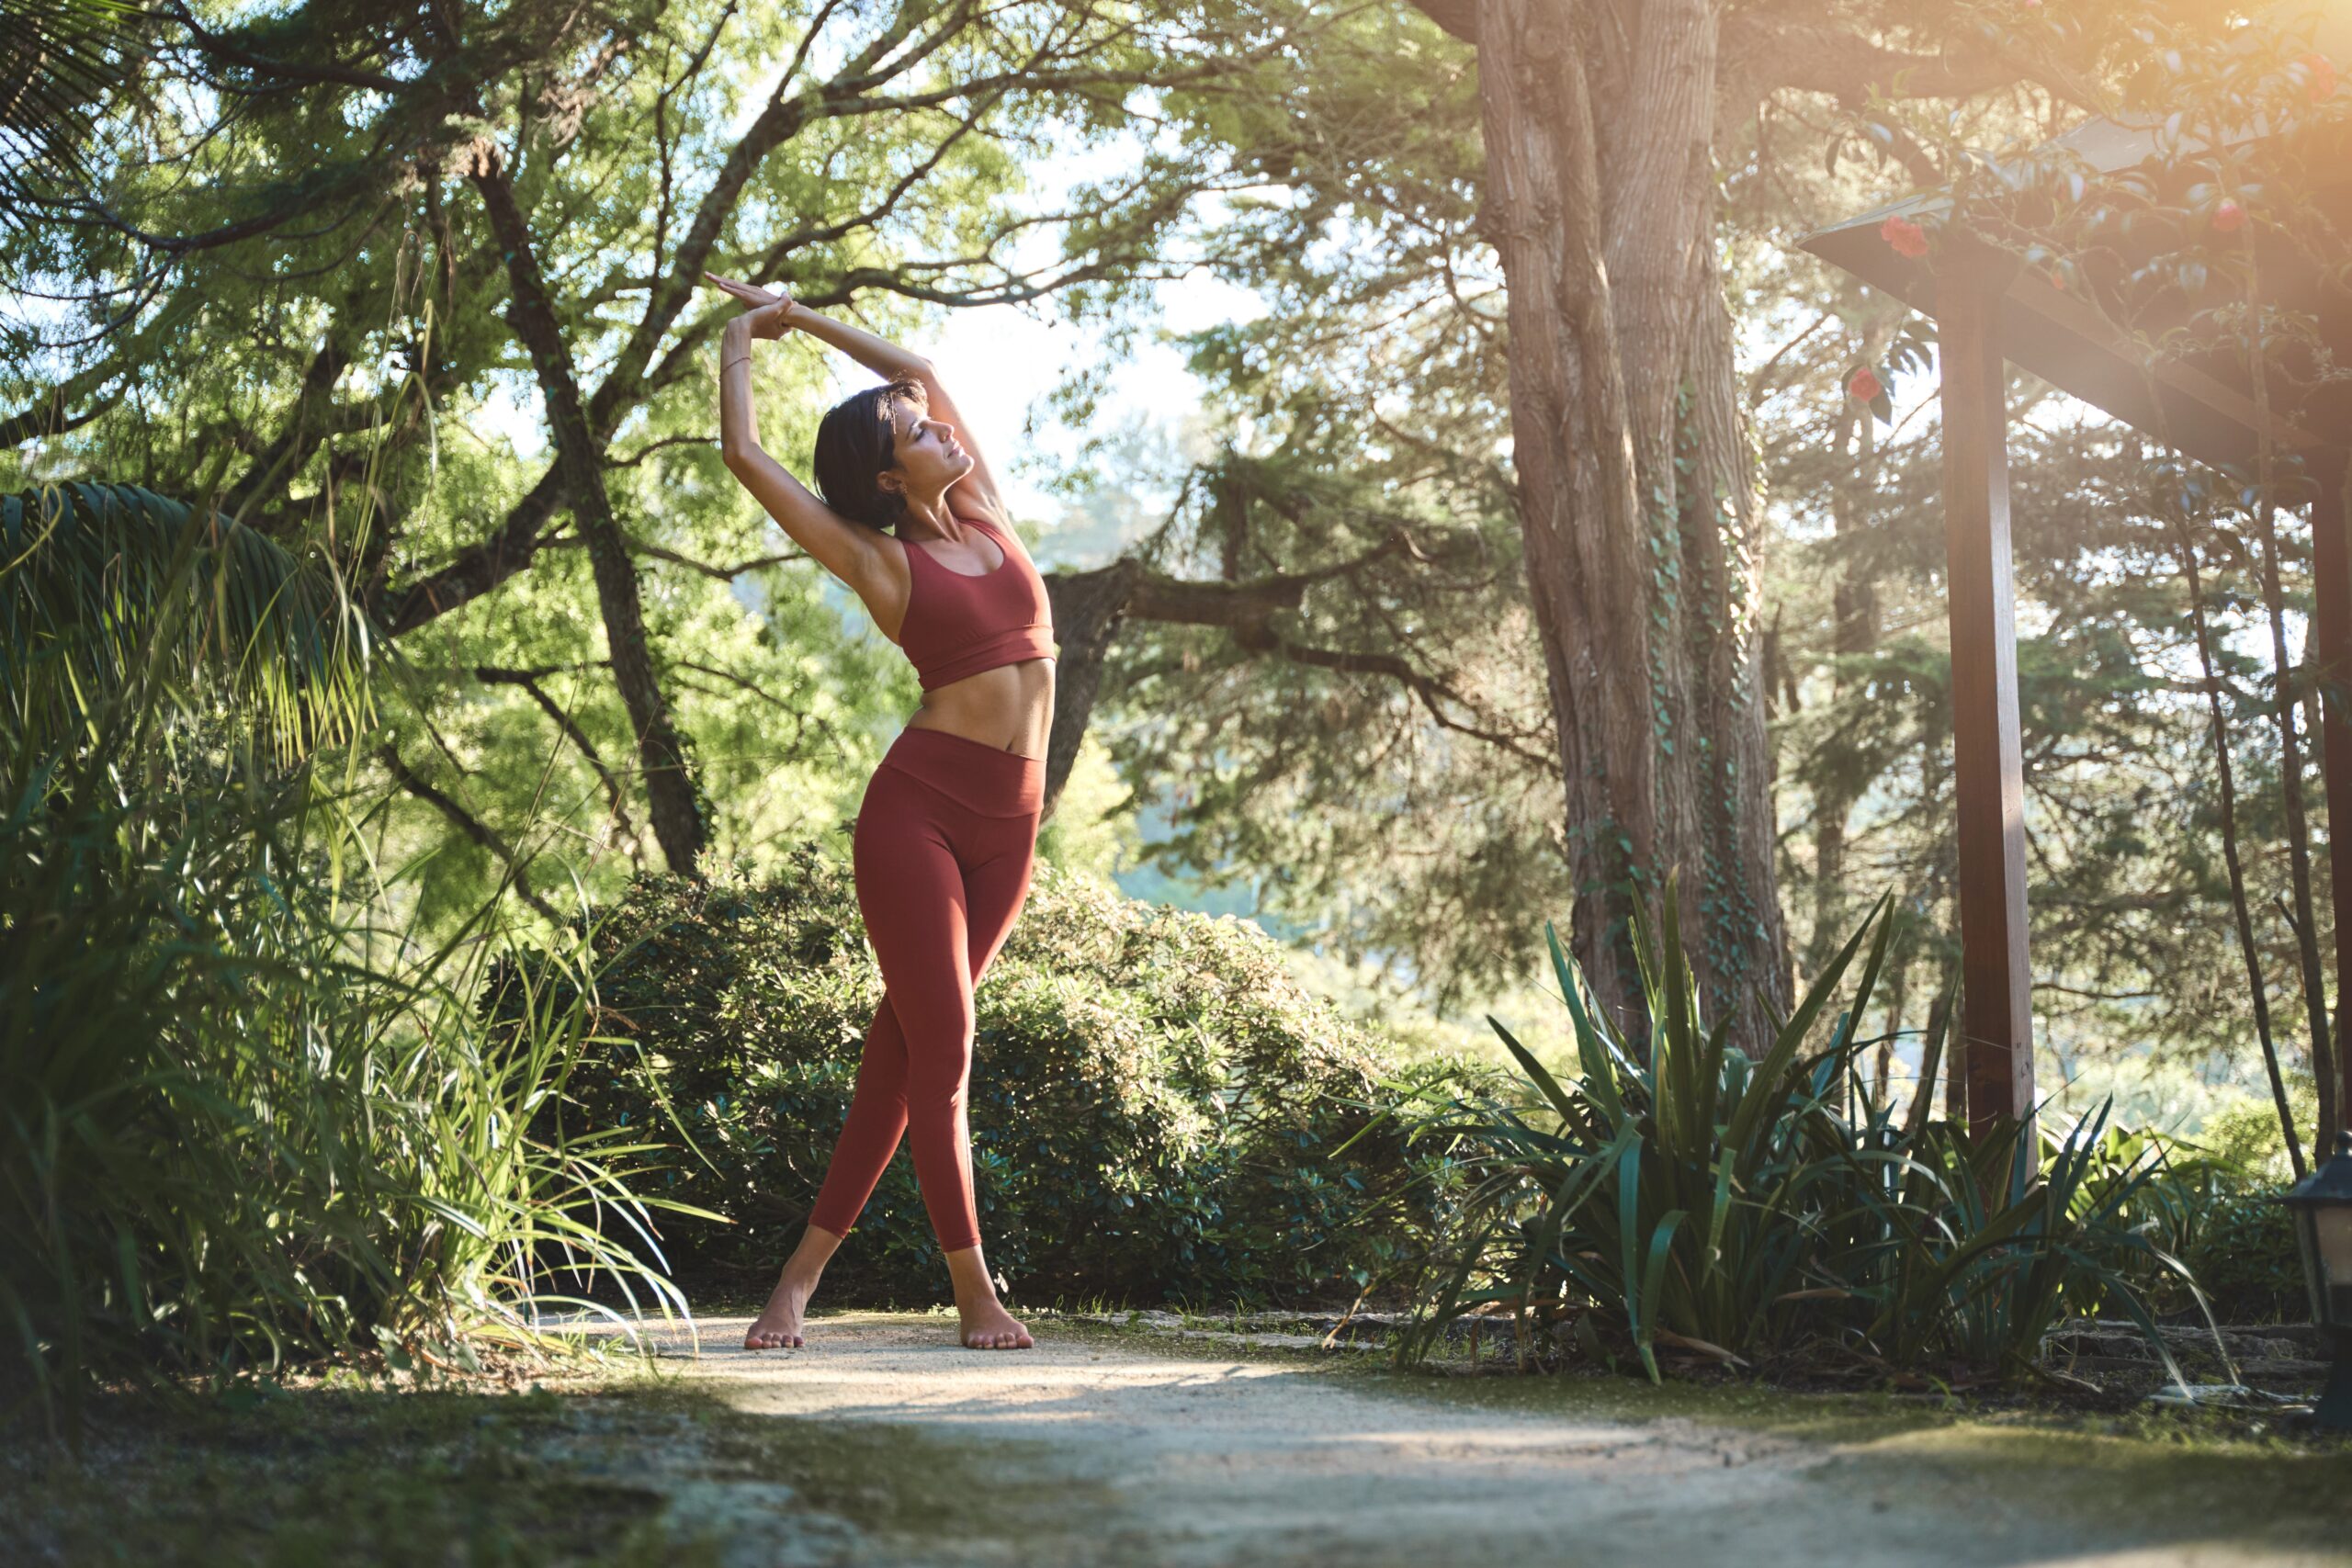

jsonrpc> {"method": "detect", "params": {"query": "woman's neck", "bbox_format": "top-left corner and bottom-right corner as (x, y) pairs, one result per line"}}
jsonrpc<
(900, 486), (992, 538)
(898, 491), (955, 538)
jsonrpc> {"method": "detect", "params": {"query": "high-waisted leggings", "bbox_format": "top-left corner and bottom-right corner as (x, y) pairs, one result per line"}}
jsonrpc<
(806, 725), (1045, 1255)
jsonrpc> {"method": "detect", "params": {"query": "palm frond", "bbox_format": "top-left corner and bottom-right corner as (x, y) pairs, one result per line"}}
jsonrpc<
(0, 0), (150, 231)
(0, 481), (378, 764)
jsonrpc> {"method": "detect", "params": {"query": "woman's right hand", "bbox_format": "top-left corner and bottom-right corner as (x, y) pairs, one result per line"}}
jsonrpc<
(702, 272), (797, 340)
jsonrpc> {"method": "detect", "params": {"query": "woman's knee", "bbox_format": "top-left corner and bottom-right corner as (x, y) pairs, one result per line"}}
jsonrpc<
(900, 1024), (974, 1107)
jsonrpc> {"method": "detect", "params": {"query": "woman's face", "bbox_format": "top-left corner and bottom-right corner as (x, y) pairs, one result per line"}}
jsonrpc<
(880, 398), (973, 502)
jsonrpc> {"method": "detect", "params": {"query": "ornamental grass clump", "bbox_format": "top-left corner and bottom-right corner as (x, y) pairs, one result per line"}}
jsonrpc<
(0, 494), (695, 1448)
(1383, 879), (2218, 1385)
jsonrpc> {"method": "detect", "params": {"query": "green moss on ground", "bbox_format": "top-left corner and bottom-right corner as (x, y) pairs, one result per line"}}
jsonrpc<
(6, 1381), (695, 1567)
(0, 1365), (1105, 1568)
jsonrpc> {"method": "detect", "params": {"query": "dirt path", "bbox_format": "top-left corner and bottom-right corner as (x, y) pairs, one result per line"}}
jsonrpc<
(637, 1310), (2352, 1568)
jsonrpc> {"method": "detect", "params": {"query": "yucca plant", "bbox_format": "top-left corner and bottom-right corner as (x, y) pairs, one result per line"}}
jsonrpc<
(1845, 1105), (2222, 1386)
(1382, 877), (2219, 1388)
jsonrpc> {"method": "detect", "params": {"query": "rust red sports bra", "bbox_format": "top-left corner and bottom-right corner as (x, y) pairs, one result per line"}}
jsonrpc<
(894, 513), (1058, 692)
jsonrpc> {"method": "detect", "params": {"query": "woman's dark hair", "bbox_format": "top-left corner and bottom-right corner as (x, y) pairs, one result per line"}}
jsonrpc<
(812, 377), (925, 531)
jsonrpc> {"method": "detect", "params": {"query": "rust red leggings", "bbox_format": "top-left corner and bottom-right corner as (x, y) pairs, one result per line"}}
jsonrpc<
(806, 726), (1044, 1254)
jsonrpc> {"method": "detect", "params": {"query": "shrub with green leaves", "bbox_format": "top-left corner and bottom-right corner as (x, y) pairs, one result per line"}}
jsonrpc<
(2160, 1091), (2318, 1324)
(516, 852), (1455, 1308)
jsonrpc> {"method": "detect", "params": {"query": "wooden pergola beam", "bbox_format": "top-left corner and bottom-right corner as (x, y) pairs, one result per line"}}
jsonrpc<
(1796, 39), (2352, 1147)
(1938, 248), (2038, 1135)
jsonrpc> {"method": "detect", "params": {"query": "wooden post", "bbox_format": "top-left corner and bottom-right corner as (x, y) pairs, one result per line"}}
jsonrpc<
(1937, 254), (2037, 1136)
(2311, 456), (2352, 1137)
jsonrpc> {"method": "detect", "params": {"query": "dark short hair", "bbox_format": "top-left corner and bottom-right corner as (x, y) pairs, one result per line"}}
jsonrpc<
(812, 377), (925, 531)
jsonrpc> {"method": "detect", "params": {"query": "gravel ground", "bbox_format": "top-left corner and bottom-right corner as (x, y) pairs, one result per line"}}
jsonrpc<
(633, 1310), (2352, 1568)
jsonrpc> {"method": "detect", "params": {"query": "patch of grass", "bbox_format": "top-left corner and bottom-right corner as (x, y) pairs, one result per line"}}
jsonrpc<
(0, 1362), (1114, 1566)
(1805, 1423), (2352, 1556)
(697, 1401), (1110, 1549)
(5, 1381), (707, 1566)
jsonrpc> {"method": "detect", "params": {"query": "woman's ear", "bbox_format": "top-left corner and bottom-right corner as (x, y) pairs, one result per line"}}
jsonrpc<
(876, 468), (906, 498)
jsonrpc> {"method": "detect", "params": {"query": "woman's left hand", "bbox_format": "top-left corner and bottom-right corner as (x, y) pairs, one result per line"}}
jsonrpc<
(702, 272), (796, 339)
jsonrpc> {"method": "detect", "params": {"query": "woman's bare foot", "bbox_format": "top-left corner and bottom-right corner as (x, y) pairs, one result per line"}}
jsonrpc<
(744, 1266), (818, 1349)
(956, 1298), (1033, 1349)
(941, 1242), (1029, 1348)
(743, 1224), (842, 1350)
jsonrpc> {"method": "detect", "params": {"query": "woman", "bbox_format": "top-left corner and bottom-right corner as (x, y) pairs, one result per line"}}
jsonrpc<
(703, 270), (1054, 1352)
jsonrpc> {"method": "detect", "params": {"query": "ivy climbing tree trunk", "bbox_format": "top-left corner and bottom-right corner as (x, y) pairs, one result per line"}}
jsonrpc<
(471, 159), (707, 874)
(1424, 0), (1789, 1036)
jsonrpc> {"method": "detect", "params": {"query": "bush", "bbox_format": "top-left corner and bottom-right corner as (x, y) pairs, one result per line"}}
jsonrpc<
(524, 850), (1456, 1308)
(2178, 1186), (2306, 1323)
(2154, 1092), (2314, 1323)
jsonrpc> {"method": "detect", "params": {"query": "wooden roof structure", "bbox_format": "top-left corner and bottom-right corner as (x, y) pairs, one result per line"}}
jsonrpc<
(1795, 21), (2352, 1140)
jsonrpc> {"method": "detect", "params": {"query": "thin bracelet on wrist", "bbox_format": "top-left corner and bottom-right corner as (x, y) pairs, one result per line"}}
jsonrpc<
(723, 352), (752, 371)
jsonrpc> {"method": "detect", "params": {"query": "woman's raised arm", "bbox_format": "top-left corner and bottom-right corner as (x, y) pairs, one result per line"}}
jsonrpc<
(707, 283), (896, 604)
(781, 304), (1010, 520)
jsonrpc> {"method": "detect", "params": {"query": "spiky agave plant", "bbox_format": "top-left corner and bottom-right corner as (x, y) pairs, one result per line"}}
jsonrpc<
(1383, 877), (1901, 1378)
(1381, 877), (2220, 1387)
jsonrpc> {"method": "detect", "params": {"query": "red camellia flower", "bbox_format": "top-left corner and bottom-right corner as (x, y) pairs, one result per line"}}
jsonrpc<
(1879, 215), (1929, 258)
(2211, 198), (2247, 232)
(1848, 367), (1884, 403)
(2300, 51), (2336, 101)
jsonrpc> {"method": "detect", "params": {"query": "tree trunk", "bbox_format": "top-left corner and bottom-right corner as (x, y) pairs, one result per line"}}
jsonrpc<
(1468, 0), (1787, 1038)
(471, 164), (707, 874)
(2248, 493), (2338, 1149)
(2173, 524), (2306, 1179)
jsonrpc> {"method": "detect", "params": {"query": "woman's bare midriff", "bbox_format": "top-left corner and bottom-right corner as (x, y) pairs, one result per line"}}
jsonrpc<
(901, 658), (1057, 760)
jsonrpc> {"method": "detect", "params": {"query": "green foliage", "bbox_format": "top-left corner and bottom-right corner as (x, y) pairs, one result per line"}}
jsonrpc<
(0, 0), (146, 231)
(0, 482), (376, 766)
(1385, 882), (2213, 1382)
(0, 521), (687, 1449)
(6, 0), (1317, 924)
(2161, 1087), (2319, 1324)
(2177, 1187), (2305, 1325)
(507, 856), (1456, 1307)
(2196, 1085), (2319, 1187)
